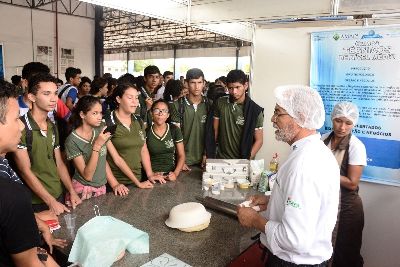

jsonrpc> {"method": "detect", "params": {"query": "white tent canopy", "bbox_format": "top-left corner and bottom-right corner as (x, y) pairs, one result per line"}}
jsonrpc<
(81, 0), (400, 42)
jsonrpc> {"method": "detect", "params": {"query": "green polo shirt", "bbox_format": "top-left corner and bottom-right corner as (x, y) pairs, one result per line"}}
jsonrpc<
(65, 126), (108, 188)
(18, 111), (63, 204)
(171, 96), (208, 165)
(146, 123), (183, 173)
(106, 111), (146, 185)
(214, 96), (264, 159)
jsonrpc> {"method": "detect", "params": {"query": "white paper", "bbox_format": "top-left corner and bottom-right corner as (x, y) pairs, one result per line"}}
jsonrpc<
(140, 253), (191, 267)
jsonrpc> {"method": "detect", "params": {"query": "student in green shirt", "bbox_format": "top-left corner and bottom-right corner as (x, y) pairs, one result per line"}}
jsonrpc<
(147, 99), (185, 181)
(13, 73), (81, 215)
(170, 68), (209, 171)
(65, 95), (129, 199)
(106, 84), (165, 188)
(138, 65), (161, 126)
(213, 70), (264, 159)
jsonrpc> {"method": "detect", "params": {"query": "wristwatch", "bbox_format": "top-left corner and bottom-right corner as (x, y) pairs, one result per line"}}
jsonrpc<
(37, 247), (48, 262)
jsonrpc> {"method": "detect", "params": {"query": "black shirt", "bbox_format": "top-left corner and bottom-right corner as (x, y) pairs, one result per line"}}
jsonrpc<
(0, 157), (22, 184)
(0, 177), (40, 267)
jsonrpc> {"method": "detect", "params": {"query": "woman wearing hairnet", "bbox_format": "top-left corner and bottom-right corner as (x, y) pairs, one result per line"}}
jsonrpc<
(321, 102), (367, 267)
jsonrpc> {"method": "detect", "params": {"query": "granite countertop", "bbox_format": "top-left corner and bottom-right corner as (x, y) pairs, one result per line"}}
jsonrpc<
(55, 167), (260, 267)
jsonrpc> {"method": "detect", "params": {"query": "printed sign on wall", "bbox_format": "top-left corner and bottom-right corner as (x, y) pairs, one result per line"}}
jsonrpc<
(311, 27), (400, 186)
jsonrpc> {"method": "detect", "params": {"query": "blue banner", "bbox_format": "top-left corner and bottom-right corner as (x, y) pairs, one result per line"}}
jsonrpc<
(311, 27), (400, 186)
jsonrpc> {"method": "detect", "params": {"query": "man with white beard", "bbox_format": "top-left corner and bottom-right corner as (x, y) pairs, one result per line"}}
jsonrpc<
(237, 85), (340, 267)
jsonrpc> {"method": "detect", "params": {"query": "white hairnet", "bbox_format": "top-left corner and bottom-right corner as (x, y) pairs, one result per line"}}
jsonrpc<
(274, 85), (325, 130)
(331, 102), (359, 125)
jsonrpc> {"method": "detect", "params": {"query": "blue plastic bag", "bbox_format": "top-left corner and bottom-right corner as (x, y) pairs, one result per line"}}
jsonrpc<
(68, 216), (149, 267)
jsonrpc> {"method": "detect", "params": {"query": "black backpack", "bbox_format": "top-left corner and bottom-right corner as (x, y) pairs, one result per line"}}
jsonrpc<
(58, 84), (72, 99)
(177, 96), (211, 134)
(20, 113), (59, 164)
(5, 113), (58, 178)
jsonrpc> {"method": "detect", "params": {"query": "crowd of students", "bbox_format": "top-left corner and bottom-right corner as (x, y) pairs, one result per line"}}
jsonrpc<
(2, 61), (367, 267)
(0, 62), (264, 266)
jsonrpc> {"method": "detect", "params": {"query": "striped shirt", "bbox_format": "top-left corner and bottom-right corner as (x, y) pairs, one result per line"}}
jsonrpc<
(0, 156), (23, 184)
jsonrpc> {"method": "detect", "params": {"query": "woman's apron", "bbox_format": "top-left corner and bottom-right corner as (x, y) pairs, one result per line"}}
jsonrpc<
(324, 132), (364, 267)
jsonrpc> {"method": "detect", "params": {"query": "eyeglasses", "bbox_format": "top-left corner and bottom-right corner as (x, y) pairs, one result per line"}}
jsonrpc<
(152, 108), (169, 115)
(272, 110), (289, 121)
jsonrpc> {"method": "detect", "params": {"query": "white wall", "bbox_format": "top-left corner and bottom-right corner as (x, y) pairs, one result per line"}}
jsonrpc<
(0, 3), (95, 81)
(252, 26), (400, 267)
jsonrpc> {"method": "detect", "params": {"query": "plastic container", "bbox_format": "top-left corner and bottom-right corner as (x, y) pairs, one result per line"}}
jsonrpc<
(258, 171), (269, 193)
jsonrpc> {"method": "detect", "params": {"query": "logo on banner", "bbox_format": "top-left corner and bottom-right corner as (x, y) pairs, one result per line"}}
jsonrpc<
(333, 33), (340, 41)
(361, 30), (383, 39)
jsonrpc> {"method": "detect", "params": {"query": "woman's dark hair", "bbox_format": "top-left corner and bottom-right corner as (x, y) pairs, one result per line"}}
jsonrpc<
(134, 76), (145, 89)
(79, 76), (92, 89)
(163, 79), (183, 102)
(117, 73), (135, 86)
(89, 77), (107, 95)
(69, 95), (101, 129)
(108, 78), (117, 89)
(110, 83), (139, 108)
(107, 78), (118, 96)
(151, 99), (170, 112)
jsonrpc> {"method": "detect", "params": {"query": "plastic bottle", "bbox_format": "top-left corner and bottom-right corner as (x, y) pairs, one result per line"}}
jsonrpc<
(269, 153), (279, 173)
(258, 171), (269, 193)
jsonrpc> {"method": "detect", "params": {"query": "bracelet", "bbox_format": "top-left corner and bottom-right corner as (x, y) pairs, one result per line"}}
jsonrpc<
(92, 149), (99, 153)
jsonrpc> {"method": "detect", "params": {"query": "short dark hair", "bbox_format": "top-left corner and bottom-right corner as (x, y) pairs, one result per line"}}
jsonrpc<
(226, 70), (247, 85)
(11, 75), (22, 86)
(103, 73), (112, 80)
(79, 76), (92, 88)
(70, 95), (101, 128)
(215, 76), (227, 85)
(117, 73), (135, 86)
(163, 71), (173, 78)
(186, 68), (204, 81)
(28, 72), (57, 95)
(207, 83), (226, 102)
(107, 78), (118, 94)
(134, 75), (144, 89)
(89, 77), (107, 95)
(144, 65), (160, 77)
(65, 67), (82, 81)
(108, 78), (117, 88)
(0, 80), (18, 124)
(22, 62), (50, 80)
(163, 79), (182, 102)
(56, 78), (64, 85)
